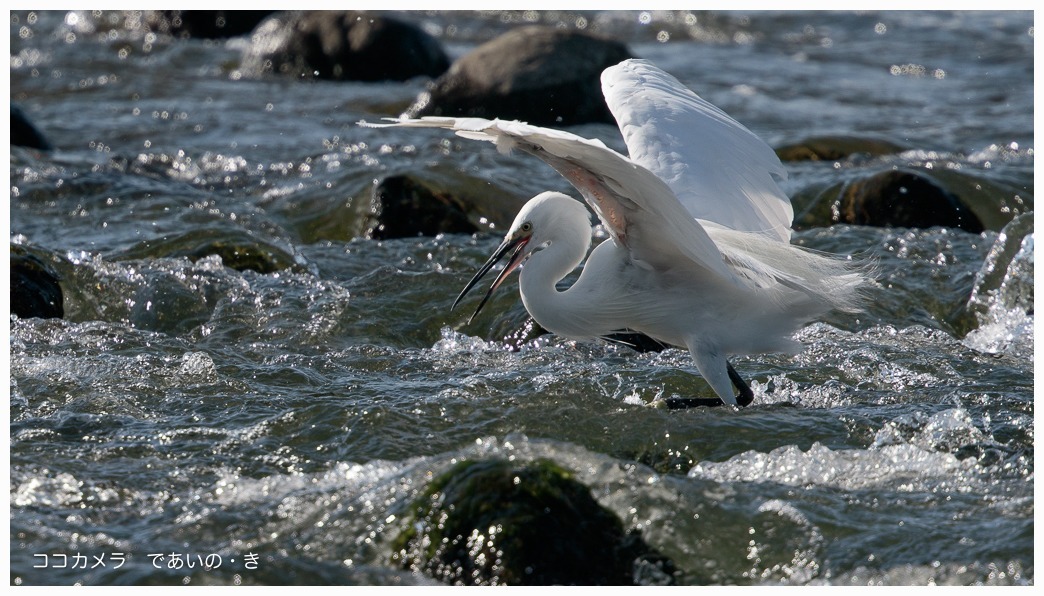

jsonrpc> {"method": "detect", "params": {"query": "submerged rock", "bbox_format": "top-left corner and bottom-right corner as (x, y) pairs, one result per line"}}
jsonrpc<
(11, 246), (64, 319)
(391, 458), (675, 585)
(242, 11), (449, 82)
(129, 274), (213, 335)
(794, 169), (985, 233)
(366, 175), (478, 239)
(116, 228), (303, 273)
(406, 26), (633, 126)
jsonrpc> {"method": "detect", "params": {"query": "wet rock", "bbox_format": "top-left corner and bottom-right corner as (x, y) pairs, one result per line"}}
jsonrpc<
(391, 458), (675, 585)
(498, 317), (548, 351)
(145, 10), (274, 38)
(413, 166), (530, 230)
(366, 175), (478, 239)
(129, 276), (212, 335)
(266, 165), (523, 244)
(794, 169), (985, 233)
(775, 135), (908, 162)
(406, 26), (633, 126)
(242, 11), (449, 82)
(11, 105), (53, 151)
(920, 167), (1032, 232)
(11, 246), (64, 319)
(116, 228), (303, 274)
(840, 169), (984, 232)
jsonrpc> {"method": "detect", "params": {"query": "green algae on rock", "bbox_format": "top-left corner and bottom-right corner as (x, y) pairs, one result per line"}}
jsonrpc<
(391, 458), (675, 585)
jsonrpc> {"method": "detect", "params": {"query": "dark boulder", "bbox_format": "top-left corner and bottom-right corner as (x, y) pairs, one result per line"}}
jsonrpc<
(11, 246), (64, 319)
(262, 165), (524, 244)
(839, 169), (984, 232)
(391, 458), (675, 585)
(11, 105), (53, 151)
(366, 174), (479, 239)
(242, 11), (449, 82)
(145, 10), (274, 38)
(794, 169), (985, 233)
(406, 26), (633, 126)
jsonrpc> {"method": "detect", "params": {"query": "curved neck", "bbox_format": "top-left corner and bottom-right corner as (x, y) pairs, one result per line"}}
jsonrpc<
(518, 230), (593, 338)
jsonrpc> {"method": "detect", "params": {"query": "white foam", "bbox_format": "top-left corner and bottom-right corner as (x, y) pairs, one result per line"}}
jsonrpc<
(689, 441), (975, 493)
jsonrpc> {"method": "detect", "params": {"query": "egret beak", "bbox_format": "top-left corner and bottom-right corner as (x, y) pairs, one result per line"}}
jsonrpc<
(453, 234), (531, 323)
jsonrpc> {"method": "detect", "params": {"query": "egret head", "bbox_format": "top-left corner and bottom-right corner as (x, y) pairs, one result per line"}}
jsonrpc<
(452, 191), (591, 322)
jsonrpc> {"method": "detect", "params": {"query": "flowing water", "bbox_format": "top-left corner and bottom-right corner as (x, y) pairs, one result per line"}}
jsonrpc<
(8, 10), (1034, 586)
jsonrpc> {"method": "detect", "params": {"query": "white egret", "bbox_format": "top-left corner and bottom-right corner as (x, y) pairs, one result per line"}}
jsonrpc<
(363, 59), (869, 407)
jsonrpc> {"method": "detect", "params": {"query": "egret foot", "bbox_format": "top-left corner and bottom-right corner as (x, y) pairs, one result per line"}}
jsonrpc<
(665, 361), (754, 409)
(727, 362), (755, 407)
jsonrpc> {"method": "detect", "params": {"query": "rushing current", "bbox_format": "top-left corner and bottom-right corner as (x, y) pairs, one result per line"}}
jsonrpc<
(8, 10), (1033, 586)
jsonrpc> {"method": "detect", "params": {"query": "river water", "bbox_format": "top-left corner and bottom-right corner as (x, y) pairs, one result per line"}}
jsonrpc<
(8, 10), (1034, 586)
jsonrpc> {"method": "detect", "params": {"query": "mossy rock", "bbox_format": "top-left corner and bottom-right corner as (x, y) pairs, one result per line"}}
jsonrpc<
(356, 167), (528, 241)
(794, 168), (983, 232)
(792, 165), (1030, 233)
(116, 228), (303, 273)
(775, 135), (907, 162)
(391, 458), (675, 585)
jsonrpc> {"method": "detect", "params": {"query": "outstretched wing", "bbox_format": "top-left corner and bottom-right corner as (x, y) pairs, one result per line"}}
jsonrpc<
(602, 59), (794, 242)
(362, 116), (739, 283)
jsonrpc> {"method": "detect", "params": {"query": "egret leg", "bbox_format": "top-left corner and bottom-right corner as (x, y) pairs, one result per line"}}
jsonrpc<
(667, 345), (754, 409)
(726, 362), (755, 407)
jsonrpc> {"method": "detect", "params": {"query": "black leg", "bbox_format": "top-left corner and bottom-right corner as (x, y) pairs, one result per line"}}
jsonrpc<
(727, 361), (754, 407)
(665, 361), (754, 409)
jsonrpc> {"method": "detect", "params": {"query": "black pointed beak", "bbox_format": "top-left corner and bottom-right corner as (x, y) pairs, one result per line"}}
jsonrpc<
(453, 234), (530, 323)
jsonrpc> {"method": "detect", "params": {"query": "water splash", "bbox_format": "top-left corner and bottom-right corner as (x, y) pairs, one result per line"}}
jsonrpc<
(963, 213), (1033, 354)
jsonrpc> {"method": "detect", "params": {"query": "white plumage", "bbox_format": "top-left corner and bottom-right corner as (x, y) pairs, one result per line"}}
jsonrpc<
(362, 59), (869, 406)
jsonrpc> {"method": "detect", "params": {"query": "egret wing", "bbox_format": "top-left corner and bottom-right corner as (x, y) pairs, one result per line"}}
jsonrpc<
(602, 59), (794, 242)
(363, 116), (738, 283)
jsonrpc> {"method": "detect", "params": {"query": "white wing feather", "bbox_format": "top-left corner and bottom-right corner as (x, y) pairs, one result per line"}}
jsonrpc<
(601, 59), (794, 242)
(360, 61), (866, 307)
(365, 116), (741, 284)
